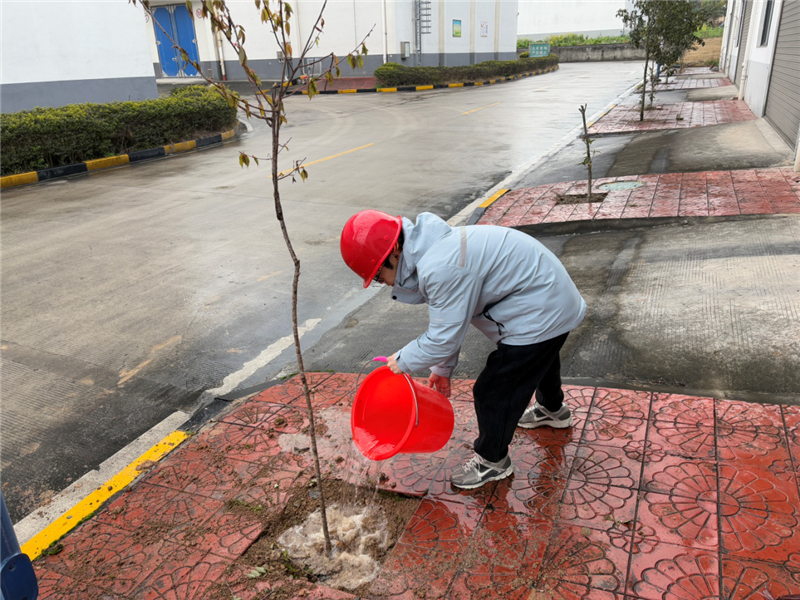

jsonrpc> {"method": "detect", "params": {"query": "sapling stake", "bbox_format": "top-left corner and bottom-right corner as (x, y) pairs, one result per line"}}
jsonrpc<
(578, 104), (594, 203)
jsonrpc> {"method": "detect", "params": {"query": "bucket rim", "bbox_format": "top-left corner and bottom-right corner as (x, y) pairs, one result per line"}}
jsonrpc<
(350, 366), (417, 461)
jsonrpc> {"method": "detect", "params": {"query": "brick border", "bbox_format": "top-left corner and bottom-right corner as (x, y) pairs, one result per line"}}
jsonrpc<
(0, 129), (237, 190)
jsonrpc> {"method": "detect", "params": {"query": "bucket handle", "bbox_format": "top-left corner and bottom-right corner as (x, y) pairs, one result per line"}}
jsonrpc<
(370, 357), (419, 428)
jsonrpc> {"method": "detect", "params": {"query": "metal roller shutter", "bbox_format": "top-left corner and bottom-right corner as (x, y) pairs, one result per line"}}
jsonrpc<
(765, 0), (800, 148)
(735, 0), (754, 86)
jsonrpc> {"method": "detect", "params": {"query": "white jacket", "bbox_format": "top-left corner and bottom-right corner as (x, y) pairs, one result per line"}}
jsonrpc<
(393, 213), (586, 377)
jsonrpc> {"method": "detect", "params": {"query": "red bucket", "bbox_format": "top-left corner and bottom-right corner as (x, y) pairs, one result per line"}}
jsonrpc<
(351, 366), (455, 461)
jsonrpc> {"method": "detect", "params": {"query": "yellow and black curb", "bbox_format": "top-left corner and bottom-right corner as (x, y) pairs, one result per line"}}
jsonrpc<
(301, 66), (559, 95)
(467, 189), (510, 225)
(0, 129), (237, 191)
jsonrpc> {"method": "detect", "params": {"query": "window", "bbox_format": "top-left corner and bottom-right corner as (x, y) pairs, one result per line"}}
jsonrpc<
(759, 0), (774, 46)
(736, 0), (747, 47)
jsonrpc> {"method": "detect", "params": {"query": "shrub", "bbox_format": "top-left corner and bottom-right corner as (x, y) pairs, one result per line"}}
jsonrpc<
(0, 87), (237, 176)
(546, 33), (631, 46)
(374, 55), (559, 87)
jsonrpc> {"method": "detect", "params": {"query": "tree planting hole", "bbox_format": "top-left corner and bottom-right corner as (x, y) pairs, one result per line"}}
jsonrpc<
(556, 191), (609, 205)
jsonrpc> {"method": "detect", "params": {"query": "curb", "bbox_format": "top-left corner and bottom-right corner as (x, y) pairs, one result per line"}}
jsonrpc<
(466, 189), (510, 225)
(301, 66), (559, 95)
(0, 129), (237, 191)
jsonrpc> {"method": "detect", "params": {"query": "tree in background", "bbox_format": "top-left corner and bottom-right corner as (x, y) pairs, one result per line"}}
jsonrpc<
(129, 0), (370, 556)
(618, 0), (707, 120)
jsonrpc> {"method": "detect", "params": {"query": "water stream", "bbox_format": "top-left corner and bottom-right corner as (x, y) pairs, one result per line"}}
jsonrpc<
(274, 404), (391, 590)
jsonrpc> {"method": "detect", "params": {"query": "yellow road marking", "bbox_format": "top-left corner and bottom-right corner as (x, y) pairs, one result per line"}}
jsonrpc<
(448, 83), (464, 88)
(221, 129), (236, 141)
(21, 431), (189, 560)
(86, 156), (129, 171)
(278, 143), (374, 177)
(462, 102), (500, 116)
(377, 87), (397, 93)
(479, 189), (509, 209)
(1, 172), (39, 189)
(338, 89), (358, 94)
(415, 85), (434, 91)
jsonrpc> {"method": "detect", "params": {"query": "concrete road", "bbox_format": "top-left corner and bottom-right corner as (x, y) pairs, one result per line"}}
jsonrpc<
(0, 62), (643, 521)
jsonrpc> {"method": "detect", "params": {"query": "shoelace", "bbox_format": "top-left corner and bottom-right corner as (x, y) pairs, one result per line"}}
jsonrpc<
(461, 455), (483, 472)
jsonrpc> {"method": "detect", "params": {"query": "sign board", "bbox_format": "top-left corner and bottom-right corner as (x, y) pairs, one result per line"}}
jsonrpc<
(528, 43), (551, 57)
(480, 21), (488, 37)
(452, 20), (462, 38)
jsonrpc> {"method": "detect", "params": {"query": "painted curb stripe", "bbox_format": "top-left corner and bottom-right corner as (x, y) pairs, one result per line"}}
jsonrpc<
(0, 172), (38, 189)
(21, 431), (189, 560)
(0, 129), (236, 190)
(129, 147), (166, 162)
(338, 89), (358, 93)
(377, 87), (398, 93)
(37, 163), (88, 181)
(479, 188), (509, 208)
(416, 85), (434, 90)
(164, 140), (197, 154)
(449, 83), (464, 88)
(85, 155), (130, 171)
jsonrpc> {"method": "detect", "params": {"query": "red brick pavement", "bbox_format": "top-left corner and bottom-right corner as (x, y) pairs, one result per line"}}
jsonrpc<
(655, 76), (732, 90)
(479, 168), (800, 228)
(32, 373), (800, 599)
(589, 100), (755, 135)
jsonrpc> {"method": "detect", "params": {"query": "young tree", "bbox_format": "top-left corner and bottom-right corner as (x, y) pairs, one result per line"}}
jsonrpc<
(618, 0), (705, 120)
(130, 0), (370, 556)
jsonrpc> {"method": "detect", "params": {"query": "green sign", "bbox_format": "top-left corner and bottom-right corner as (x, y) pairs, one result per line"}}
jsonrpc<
(528, 43), (551, 57)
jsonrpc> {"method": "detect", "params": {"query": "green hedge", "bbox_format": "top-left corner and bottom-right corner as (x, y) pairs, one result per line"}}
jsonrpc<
(374, 55), (559, 87)
(0, 85), (237, 176)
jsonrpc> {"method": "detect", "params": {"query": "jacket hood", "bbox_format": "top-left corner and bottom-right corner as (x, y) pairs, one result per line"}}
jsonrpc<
(396, 213), (452, 286)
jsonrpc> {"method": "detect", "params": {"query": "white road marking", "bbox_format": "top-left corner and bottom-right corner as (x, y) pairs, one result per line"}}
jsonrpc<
(207, 317), (323, 396)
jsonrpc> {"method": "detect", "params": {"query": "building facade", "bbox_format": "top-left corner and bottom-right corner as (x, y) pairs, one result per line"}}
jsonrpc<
(720, 0), (800, 164)
(517, 0), (634, 41)
(145, 0), (519, 82)
(0, 0), (158, 113)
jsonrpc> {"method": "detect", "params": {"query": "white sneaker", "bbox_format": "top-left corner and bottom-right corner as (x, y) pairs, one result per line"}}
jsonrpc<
(450, 453), (513, 490)
(518, 401), (573, 429)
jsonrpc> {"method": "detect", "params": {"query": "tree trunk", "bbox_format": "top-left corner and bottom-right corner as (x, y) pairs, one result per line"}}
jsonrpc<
(270, 109), (333, 555)
(640, 52), (649, 122)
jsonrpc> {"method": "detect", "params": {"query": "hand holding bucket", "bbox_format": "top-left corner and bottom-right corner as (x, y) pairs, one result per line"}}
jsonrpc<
(350, 358), (455, 461)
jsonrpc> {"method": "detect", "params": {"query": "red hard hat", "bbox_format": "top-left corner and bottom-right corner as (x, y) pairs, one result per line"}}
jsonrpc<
(340, 210), (403, 288)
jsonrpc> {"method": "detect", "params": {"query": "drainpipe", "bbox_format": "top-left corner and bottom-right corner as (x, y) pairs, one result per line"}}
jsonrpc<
(212, 5), (227, 81)
(381, 0), (389, 64)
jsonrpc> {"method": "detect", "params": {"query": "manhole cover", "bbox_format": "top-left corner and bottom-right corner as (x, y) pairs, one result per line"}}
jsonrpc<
(598, 181), (645, 191)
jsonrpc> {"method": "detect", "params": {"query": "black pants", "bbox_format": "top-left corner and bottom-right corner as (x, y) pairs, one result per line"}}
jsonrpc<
(472, 332), (569, 462)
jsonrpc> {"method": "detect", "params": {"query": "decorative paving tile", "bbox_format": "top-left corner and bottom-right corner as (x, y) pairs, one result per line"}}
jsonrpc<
(448, 510), (553, 599)
(651, 394), (715, 427)
(637, 490), (718, 550)
(493, 443), (579, 518)
(722, 557), (800, 600)
(641, 457), (717, 498)
(716, 400), (789, 464)
(177, 504), (264, 561)
(535, 525), (628, 597)
(628, 546), (719, 600)
(591, 388), (651, 422)
(717, 465), (799, 561)
(96, 483), (223, 536)
(230, 464), (305, 513)
(215, 400), (289, 428)
(136, 546), (225, 600)
(378, 452), (446, 497)
(369, 498), (481, 598)
(33, 566), (109, 599)
(582, 415), (647, 450)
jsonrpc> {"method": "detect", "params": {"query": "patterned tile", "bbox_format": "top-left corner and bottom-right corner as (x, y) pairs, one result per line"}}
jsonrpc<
(137, 546), (227, 600)
(492, 442), (579, 518)
(716, 400), (789, 465)
(641, 457), (717, 498)
(368, 498), (481, 598)
(637, 491), (719, 550)
(591, 388), (651, 422)
(535, 525), (628, 597)
(33, 566), (109, 599)
(651, 394), (715, 427)
(722, 557), (800, 600)
(628, 545), (719, 600)
(646, 417), (716, 461)
(448, 511), (553, 599)
(718, 465), (800, 561)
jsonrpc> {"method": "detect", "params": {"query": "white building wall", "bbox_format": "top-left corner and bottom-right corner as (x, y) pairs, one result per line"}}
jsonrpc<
(517, 0), (627, 40)
(1, 0), (157, 112)
(742, 0), (781, 116)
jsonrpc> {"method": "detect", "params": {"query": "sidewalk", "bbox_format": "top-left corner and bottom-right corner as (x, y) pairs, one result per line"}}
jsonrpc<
(32, 372), (800, 599)
(478, 168), (800, 228)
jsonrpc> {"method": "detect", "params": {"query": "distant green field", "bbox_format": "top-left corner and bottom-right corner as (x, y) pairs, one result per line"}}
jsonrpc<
(696, 25), (724, 38)
(517, 33), (630, 49)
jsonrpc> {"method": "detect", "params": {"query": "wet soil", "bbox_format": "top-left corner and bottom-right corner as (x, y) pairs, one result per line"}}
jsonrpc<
(556, 192), (609, 204)
(205, 479), (419, 599)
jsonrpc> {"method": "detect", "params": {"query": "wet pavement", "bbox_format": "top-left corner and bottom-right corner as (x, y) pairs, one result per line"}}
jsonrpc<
(32, 373), (800, 599)
(589, 100), (755, 135)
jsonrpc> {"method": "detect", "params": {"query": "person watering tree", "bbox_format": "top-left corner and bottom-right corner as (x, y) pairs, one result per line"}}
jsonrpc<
(340, 210), (586, 490)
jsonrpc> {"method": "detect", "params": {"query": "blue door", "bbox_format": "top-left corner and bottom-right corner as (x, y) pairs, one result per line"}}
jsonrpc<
(173, 5), (200, 77)
(153, 5), (200, 77)
(154, 7), (180, 77)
